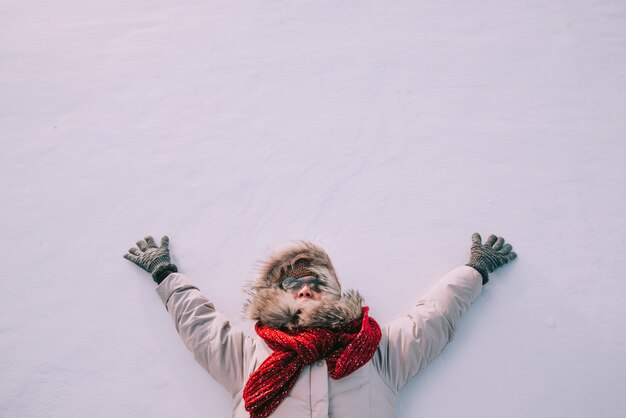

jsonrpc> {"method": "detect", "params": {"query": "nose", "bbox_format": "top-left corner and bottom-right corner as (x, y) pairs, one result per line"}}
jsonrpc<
(297, 284), (314, 299)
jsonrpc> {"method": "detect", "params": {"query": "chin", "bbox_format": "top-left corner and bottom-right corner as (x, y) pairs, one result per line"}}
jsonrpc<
(296, 297), (322, 306)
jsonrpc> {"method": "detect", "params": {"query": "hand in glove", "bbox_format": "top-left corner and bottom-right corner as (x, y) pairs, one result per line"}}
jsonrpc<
(466, 233), (517, 285)
(123, 235), (178, 284)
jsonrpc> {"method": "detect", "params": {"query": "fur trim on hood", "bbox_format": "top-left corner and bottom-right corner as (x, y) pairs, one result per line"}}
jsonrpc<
(244, 241), (364, 329)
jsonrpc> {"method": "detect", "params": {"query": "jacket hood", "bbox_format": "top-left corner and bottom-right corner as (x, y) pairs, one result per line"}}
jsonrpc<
(244, 241), (364, 329)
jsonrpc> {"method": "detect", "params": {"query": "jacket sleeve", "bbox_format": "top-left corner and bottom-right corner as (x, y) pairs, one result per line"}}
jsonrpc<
(155, 273), (257, 395)
(373, 265), (482, 392)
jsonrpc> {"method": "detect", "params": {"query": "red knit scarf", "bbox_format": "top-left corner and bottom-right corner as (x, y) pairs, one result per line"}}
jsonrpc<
(243, 307), (381, 418)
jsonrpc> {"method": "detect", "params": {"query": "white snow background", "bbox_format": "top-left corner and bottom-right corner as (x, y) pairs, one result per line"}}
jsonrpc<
(2, 0), (625, 417)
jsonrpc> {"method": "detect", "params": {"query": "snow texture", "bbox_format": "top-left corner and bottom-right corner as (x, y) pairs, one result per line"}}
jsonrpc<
(2, 0), (625, 417)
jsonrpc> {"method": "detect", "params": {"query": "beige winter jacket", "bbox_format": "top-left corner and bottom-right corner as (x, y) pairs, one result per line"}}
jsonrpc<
(156, 265), (482, 418)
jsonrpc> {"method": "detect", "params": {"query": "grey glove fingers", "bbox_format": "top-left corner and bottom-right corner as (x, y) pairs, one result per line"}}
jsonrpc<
(160, 235), (170, 250)
(471, 232), (483, 246)
(137, 239), (149, 251)
(500, 243), (513, 255)
(123, 252), (139, 263)
(492, 236), (505, 250)
(144, 236), (157, 248)
(128, 247), (142, 256)
(497, 248), (517, 265)
(484, 234), (498, 247)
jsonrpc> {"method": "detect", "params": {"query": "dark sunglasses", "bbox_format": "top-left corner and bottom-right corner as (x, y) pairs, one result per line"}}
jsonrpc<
(280, 276), (323, 292)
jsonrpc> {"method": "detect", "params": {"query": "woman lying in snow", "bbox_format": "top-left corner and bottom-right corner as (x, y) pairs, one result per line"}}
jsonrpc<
(124, 233), (516, 418)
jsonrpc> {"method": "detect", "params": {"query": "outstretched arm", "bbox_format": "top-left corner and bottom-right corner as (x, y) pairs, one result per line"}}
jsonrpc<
(374, 233), (517, 392)
(123, 235), (256, 395)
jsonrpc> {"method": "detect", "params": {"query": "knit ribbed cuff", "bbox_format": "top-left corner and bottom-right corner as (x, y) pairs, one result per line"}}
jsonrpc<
(466, 264), (489, 285)
(152, 263), (178, 285)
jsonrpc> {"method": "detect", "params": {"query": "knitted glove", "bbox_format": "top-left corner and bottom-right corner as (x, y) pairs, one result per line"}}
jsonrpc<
(123, 235), (178, 284)
(466, 233), (517, 285)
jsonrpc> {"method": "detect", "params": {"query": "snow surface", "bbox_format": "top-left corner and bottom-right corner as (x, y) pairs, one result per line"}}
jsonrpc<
(2, 0), (625, 417)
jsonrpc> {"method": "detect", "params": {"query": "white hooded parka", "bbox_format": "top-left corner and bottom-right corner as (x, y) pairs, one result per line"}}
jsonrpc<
(155, 265), (482, 418)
